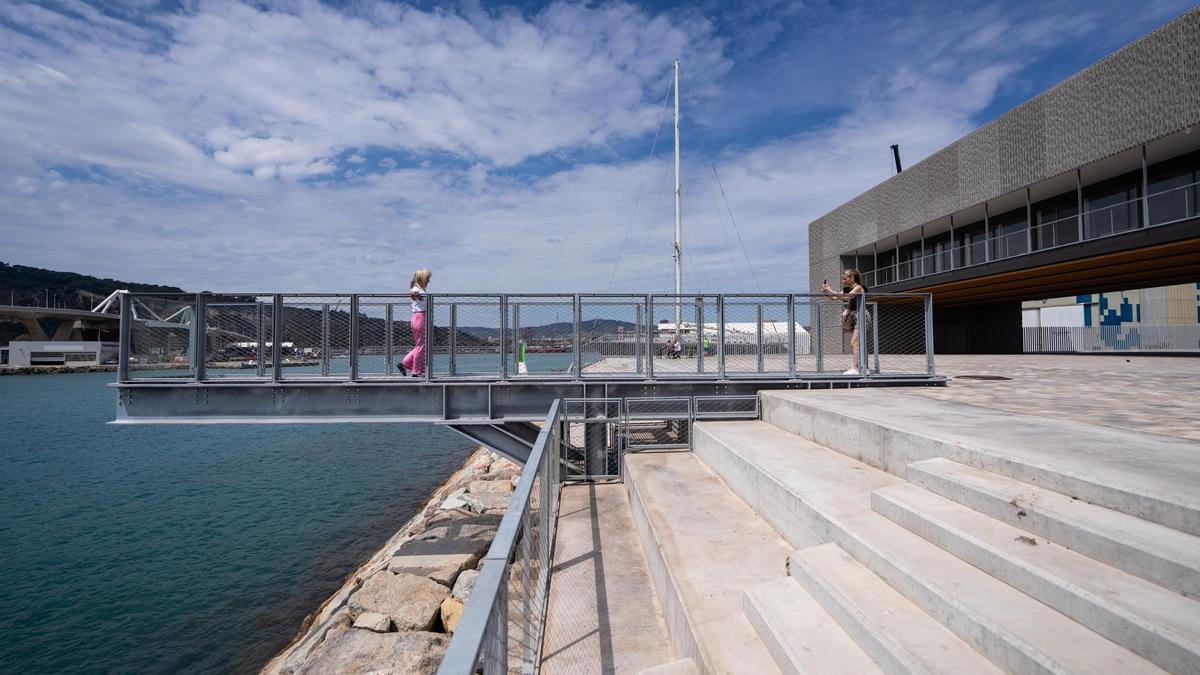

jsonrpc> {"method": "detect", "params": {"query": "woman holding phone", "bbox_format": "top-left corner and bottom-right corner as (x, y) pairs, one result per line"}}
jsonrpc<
(821, 269), (868, 375)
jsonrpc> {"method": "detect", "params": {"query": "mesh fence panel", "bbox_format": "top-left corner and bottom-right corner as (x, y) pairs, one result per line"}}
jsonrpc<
(722, 296), (789, 377)
(624, 397), (691, 449)
(508, 296), (575, 378)
(793, 296), (819, 374)
(867, 294), (931, 376)
(431, 296), (503, 379)
(578, 296), (646, 378)
(277, 296), (351, 379)
(560, 399), (622, 480)
(814, 299), (856, 373)
(649, 295), (717, 378)
(355, 297), (412, 378)
(126, 294), (196, 378)
(205, 295), (273, 379)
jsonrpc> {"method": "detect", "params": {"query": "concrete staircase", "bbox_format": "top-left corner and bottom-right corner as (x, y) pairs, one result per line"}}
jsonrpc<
(623, 389), (1200, 674)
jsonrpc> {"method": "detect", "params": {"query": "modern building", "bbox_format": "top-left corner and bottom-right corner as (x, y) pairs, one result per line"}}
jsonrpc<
(1021, 281), (1200, 352)
(808, 8), (1200, 352)
(2, 340), (118, 367)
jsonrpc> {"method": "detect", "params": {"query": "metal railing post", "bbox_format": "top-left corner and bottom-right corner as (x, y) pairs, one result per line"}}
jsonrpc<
(756, 303), (765, 374)
(871, 301), (880, 374)
(857, 292), (868, 376)
(449, 303), (458, 377)
(320, 303), (330, 377)
(635, 302), (643, 376)
(696, 297), (705, 375)
(256, 300), (265, 378)
(814, 299), (823, 372)
(272, 295), (283, 382)
(193, 293), (207, 382)
(925, 294), (935, 375)
(512, 302), (521, 368)
(717, 295), (726, 379)
(348, 294), (359, 381)
(425, 295), (434, 382)
(572, 295), (582, 379)
(499, 295), (508, 381)
(645, 295), (654, 380)
(385, 303), (394, 376)
(117, 291), (131, 382)
(787, 294), (796, 379)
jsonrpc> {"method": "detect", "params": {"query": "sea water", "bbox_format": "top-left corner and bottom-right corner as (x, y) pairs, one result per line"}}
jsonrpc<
(0, 371), (473, 674)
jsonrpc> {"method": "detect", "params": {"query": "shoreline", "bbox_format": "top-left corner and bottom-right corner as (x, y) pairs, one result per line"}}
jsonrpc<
(261, 446), (517, 674)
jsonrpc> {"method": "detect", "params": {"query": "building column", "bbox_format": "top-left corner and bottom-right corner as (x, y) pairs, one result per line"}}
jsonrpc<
(949, 214), (956, 270)
(984, 202), (991, 262)
(1076, 167), (1085, 242)
(1026, 187), (1034, 253)
(1141, 144), (1150, 228)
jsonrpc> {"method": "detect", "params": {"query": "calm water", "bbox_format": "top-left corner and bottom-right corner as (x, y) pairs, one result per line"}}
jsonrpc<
(0, 371), (472, 674)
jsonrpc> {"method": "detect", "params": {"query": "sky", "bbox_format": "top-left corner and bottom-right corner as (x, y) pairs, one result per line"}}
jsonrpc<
(0, 0), (1195, 293)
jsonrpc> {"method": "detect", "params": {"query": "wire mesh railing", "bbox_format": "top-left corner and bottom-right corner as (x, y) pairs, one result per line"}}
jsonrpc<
(116, 292), (936, 382)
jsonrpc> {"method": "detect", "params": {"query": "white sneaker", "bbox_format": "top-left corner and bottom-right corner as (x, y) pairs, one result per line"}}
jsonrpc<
(843, 368), (859, 375)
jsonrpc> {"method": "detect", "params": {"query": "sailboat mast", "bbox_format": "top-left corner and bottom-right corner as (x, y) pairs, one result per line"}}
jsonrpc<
(673, 58), (682, 334)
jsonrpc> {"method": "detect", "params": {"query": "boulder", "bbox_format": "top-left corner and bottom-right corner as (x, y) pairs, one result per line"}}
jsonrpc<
(440, 597), (465, 633)
(451, 569), (479, 600)
(351, 611), (392, 633)
(282, 607), (352, 673)
(467, 479), (512, 496)
(347, 571), (448, 632)
(469, 491), (513, 512)
(389, 517), (498, 585)
(439, 488), (471, 511)
(296, 629), (447, 675)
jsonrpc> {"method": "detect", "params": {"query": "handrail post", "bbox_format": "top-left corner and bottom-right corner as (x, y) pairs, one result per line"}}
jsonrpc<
(499, 295), (508, 381)
(696, 297), (705, 375)
(756, 303), (765, 374)
(385, 303), (394, 376)
(572, 294), (582, 379)
(814, 298), (824, 373)
(348, 294), (359, 381)
(449, 303), (458, 377)
(512, 302), (521, 370)
(117, 291), (130, 382)
(193, 292), (207, 382)
(425, 294), (434, 382)
(272, 295), (283, 382)
(858, 292), (868, 377)
(635, 301), (644, 376)
(717, 294), (726, 380)
(925, 294), (936, 375)
(645, 295), (654, 380)
(787, 294), (796, 379)
(320, 303), (330, 377)
(255, 300), (265, 378)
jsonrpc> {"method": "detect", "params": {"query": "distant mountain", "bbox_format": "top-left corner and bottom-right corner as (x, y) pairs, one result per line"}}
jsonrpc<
(0, 262), (185, 344)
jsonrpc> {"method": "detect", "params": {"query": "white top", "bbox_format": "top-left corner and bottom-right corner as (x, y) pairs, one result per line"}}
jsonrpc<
(410, 286), (426, 313)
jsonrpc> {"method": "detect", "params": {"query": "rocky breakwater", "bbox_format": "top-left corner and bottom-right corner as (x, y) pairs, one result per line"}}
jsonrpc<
(263, 449), (521, 675)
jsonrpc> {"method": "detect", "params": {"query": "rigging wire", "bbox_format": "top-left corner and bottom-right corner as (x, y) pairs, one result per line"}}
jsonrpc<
(684, 85), (763, 293)
(606, 76), (674, 292)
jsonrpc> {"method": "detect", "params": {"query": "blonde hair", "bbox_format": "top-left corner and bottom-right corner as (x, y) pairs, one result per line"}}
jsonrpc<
(410, 268), (432, 289)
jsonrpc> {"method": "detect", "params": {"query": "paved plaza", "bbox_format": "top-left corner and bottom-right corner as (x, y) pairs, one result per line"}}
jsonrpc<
(913, 354), (1200, 441)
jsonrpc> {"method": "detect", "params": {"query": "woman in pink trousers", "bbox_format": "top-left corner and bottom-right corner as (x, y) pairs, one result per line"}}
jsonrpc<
(399, 269), (431, 377)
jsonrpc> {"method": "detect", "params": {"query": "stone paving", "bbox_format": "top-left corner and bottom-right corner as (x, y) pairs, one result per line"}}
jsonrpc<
(912, 355), (1200, 441)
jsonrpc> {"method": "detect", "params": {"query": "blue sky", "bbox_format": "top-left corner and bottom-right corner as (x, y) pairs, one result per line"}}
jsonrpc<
(0, 0), (1195, 293)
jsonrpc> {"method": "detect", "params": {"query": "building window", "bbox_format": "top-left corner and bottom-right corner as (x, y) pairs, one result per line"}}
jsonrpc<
(1083, 170), (1141, 238)
(64, 353), (95, 362)
(989, 208), (1028, 260)
(1148, 149), (1200, 226)
(954, 221), (987, 267)
(1032, 192), (1079, 250)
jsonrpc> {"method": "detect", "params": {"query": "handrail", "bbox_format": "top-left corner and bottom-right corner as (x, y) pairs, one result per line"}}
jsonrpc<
(114, 292), (937, 382)
(438, 399), (563, 674)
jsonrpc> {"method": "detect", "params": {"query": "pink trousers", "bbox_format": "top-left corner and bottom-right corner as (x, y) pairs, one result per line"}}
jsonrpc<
(402, 311), (426, 376)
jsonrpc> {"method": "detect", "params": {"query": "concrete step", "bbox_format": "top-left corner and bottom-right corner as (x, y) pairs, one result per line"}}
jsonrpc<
(907, 457), (1200, 599)
(694, 420), (1166, 674)
(789, 544), (1003, 675)
(743, 577), (884, 675)
(624, 450), (788, 675)
(873, 483), (1200, 674)
(760, 389), (1200, 536)
(634, 658), (700, 675)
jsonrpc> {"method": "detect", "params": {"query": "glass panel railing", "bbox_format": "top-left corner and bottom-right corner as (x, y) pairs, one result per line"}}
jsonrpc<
(1147, 181), (1199, 227)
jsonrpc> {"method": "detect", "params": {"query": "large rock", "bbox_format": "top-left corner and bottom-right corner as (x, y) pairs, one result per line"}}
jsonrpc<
(439, 487), (471, 511)
(452, 569), (479, 601)
(347, 571), (448, 632)
(351, 611), (392, 633)
(296, 629), (447, 675)
(282, 607), (352, 673)
(389, 516), (499, 585)
(467, 478), (512, 496)
(440, 596), (465, 633)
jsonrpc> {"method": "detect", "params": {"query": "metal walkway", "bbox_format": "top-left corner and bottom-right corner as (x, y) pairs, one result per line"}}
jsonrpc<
(110, 291), (940, 458)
